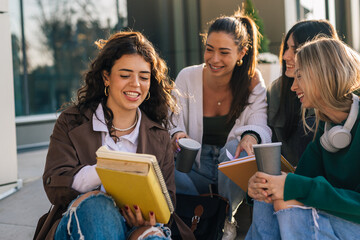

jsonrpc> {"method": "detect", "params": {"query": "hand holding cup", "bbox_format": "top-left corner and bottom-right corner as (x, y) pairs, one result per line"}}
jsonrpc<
(253, 142), (282, 175)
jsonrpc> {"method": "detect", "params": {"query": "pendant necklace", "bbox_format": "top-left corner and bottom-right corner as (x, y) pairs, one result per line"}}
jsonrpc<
(217, 101), (221, 106)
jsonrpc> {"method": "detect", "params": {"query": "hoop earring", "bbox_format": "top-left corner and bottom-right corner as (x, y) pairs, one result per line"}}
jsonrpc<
(104, 86), (109, 97)
(145, 92), (150, 100)
(237, 59), (243, 66)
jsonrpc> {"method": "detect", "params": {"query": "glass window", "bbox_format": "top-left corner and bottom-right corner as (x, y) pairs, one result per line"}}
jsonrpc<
(298, 0), (327, 20)
(9, 0), (127, 116)
(294, 0), (336, 34)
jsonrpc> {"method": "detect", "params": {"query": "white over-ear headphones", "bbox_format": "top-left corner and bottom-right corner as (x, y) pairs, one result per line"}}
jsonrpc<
(320, 93), (359, 152)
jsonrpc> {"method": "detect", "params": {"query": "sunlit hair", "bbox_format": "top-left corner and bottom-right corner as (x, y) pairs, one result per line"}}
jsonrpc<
(277, 19), (338, 140)
(201, 8), (259, 122)
(296, 38), (360, 135)
(74, 31), (178, 133)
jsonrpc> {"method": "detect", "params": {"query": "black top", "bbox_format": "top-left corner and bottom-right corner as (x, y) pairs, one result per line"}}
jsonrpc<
(202, 115), (235, 147)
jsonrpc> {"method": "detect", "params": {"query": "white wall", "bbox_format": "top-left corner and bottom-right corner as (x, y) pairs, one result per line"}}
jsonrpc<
(0, 0), (19, 197)
(350, 0), (360, 51)
(0, 0), (7, 10)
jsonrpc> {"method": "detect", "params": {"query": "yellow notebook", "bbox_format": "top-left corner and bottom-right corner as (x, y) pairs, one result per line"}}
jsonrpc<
(218, 155), (295, 192)
(95, 146), (174, 224)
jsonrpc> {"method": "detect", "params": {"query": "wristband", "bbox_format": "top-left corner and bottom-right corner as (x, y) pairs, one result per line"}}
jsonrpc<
(171, 131), (183, 139)
(241, 130), (261, 144)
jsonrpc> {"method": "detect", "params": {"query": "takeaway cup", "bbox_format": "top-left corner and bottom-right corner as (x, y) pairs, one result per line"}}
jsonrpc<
(253, 142), (282, 175)
(176, 138), (201, 173)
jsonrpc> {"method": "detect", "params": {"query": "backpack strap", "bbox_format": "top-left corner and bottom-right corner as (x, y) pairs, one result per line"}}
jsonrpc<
(172, 212), (196, 240)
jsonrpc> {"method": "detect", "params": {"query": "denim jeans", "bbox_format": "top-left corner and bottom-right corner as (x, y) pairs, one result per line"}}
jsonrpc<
(175, 139), (246, 220)
(55, 193), (171, 240)
(245, 200), (360, 240)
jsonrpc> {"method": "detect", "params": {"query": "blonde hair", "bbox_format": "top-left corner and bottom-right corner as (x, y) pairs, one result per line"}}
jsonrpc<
(295, 38), (360, 135)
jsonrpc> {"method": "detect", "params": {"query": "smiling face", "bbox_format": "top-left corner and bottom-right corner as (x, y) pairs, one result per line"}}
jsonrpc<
(103, 54), (151, 114)
(204, 31), (245, 79)
(291, 61), (318, 109)
(283, 34), (297, 78)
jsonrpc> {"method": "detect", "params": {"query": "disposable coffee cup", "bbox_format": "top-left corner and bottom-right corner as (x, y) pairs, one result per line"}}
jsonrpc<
(176, 138), (201, 173)
(253, 142), (282, 175)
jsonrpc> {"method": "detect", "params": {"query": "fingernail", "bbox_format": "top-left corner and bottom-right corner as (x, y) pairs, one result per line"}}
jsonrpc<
(176, 139), (178, 143)
(125, 205), (129, 210)
(150, 211), (154, 216)
(133, 205), (138, 210)
(177, 148), (181, 152)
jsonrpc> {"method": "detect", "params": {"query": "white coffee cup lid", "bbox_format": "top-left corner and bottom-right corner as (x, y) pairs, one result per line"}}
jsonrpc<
(179, 138), (201, 150)
(253, 142), (282, 148)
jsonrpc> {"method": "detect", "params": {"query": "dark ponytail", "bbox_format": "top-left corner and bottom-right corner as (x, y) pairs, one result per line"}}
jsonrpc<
(204, 9), (259, 121)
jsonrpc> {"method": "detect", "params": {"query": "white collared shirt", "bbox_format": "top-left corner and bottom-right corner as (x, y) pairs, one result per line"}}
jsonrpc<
(92, 103), (141, 153)
(72, 103), (141, 193)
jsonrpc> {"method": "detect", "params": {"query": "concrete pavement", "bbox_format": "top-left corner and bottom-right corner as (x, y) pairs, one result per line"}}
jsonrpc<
(0, 149), (49, 240)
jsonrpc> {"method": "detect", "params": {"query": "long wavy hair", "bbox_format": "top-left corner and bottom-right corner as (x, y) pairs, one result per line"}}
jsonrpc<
(296, 38), (360, 136)
(74, 31), (178, 133)
(202, 9), (259, 122)
(277, 19), (338, 140)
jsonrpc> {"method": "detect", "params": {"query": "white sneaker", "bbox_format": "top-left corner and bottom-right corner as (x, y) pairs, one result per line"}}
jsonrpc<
(222, 219), (237, 240)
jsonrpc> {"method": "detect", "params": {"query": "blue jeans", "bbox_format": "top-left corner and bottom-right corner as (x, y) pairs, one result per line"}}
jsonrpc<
(175, 139), (246, 220)
(245, 200), (360, 240)
(55, 193), (171, 240)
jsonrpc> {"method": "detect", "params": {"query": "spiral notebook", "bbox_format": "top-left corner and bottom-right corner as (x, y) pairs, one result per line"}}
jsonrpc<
(95, 146), (174, 224)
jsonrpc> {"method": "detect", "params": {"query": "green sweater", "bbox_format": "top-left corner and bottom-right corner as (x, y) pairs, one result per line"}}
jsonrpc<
(284, 107), (360, 224)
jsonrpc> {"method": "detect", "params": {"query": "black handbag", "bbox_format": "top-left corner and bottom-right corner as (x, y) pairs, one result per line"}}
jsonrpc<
(171, 193), (229, 240)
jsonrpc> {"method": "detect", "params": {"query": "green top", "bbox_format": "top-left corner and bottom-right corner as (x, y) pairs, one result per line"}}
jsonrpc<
(284, 106), (360, 224)
(202, 115), (235, 147)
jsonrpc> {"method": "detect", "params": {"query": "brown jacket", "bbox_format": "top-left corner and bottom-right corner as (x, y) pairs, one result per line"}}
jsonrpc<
(35, 106), (175, 239)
